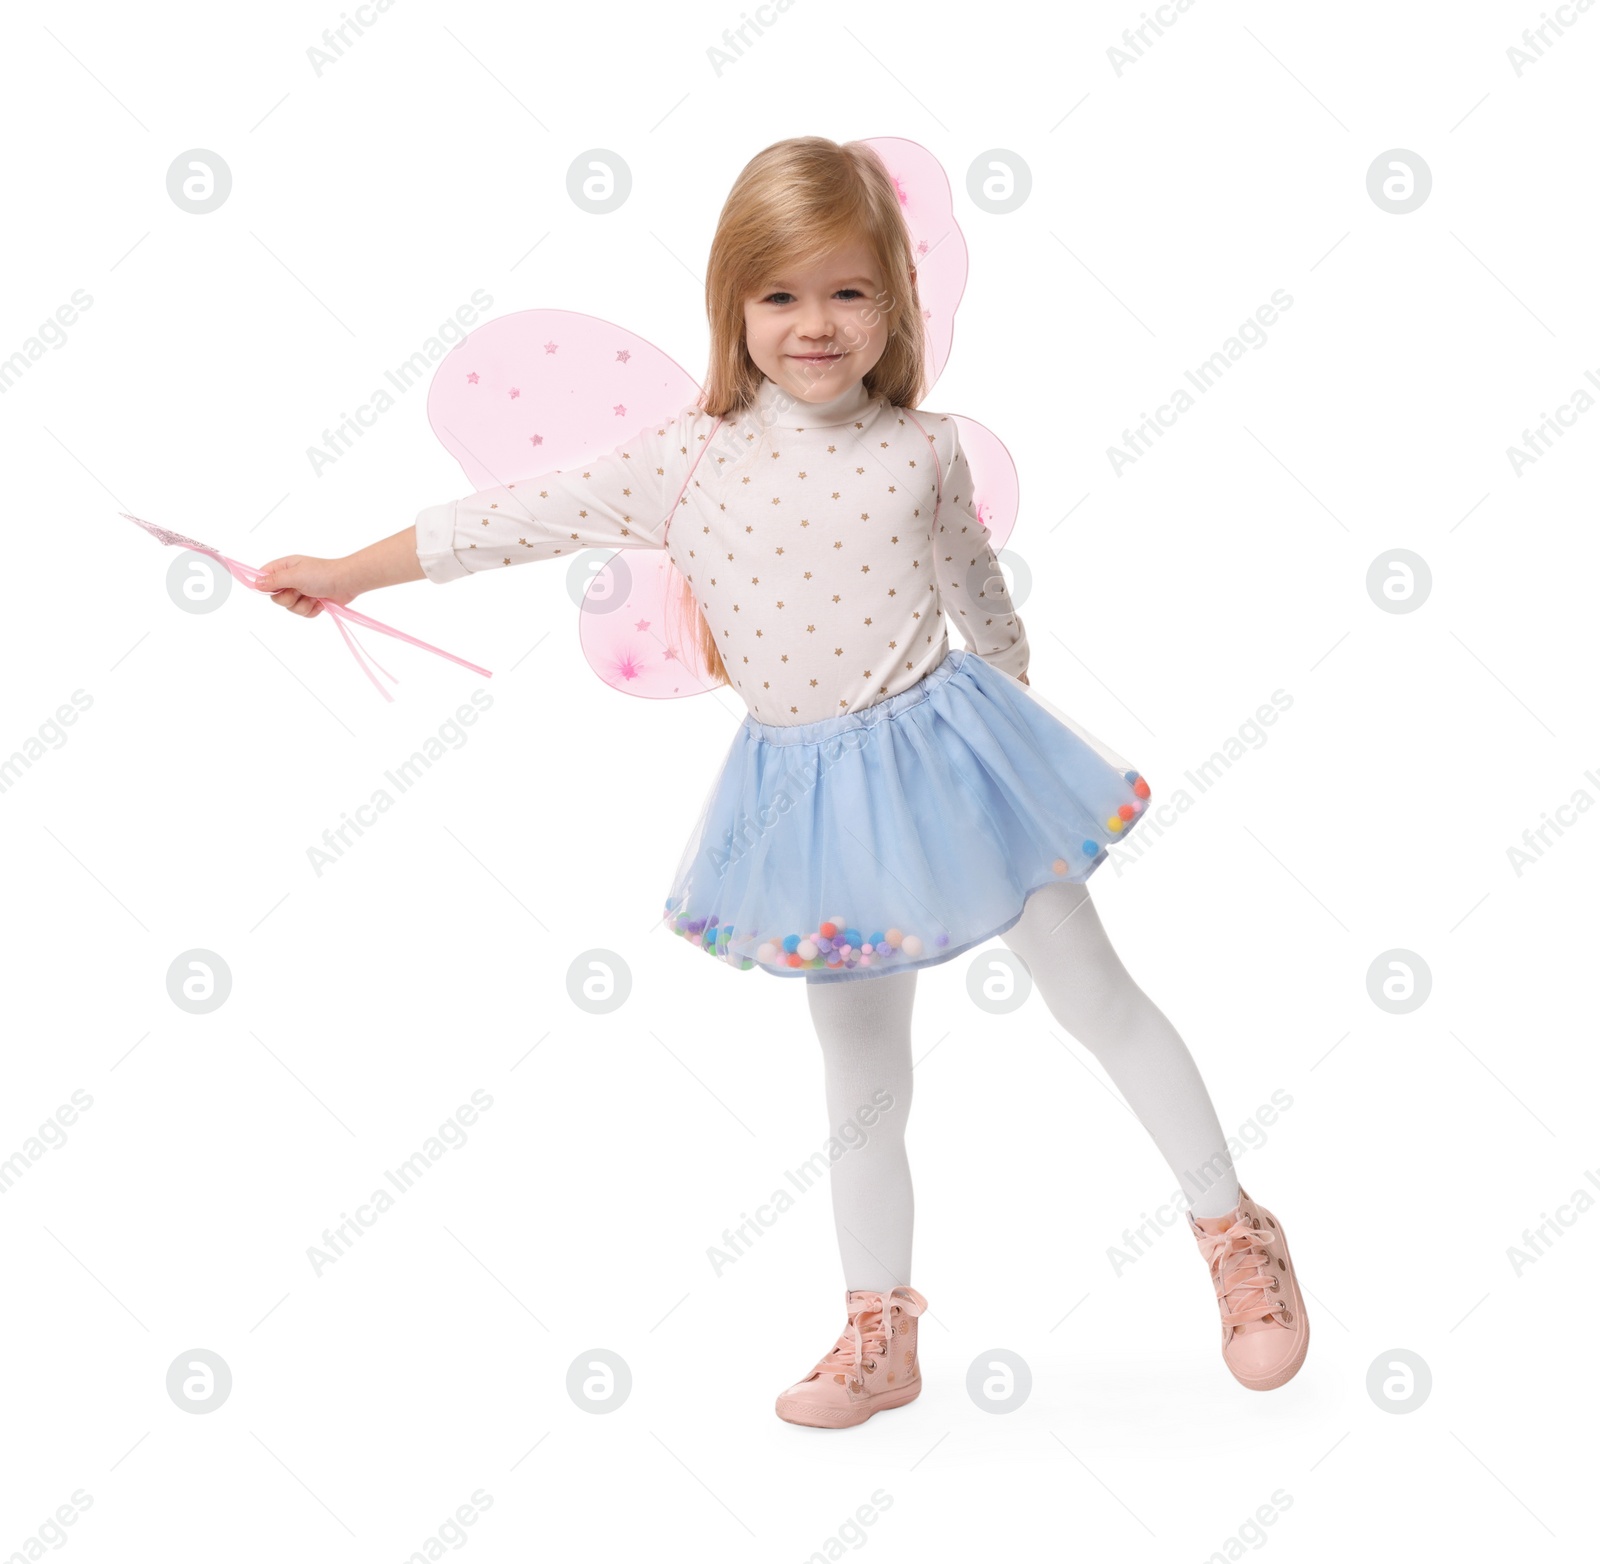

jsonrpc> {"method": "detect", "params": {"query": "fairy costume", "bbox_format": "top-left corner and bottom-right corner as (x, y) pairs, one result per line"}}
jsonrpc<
(413, 370), (1152, 981)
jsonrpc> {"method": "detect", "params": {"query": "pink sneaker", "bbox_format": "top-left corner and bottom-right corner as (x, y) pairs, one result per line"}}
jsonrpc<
(1189, 1187), (1309, 1391)
(774, 1285), (929, 1428)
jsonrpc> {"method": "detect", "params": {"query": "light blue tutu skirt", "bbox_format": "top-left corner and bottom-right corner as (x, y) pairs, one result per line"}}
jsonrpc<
(661, 648), (1153, 982)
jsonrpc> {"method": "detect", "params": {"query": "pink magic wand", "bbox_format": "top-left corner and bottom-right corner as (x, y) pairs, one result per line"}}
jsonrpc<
(122, 513), (493, 701)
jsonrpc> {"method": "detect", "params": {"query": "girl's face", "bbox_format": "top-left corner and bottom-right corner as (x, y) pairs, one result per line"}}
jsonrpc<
(743, 240), (896, 402)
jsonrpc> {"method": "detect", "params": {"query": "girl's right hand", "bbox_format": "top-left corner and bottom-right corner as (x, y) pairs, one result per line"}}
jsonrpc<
(253, 555), (356, 617)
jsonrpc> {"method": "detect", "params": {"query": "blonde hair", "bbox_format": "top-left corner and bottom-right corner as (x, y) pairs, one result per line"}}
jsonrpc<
(680, 137), (928, 691)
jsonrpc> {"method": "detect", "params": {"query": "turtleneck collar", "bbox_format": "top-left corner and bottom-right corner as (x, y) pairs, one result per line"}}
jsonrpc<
(746, 372), (877, 431)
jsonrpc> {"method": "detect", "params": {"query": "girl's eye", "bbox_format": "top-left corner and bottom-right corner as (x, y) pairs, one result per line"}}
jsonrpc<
(761, 288), (866, 305)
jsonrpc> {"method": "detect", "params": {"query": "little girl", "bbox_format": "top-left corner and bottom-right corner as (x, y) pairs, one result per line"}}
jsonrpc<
(255, 136), (1309, 1426)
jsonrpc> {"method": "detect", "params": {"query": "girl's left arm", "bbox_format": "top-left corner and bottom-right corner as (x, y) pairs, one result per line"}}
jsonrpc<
(935, 426), (1031, 681)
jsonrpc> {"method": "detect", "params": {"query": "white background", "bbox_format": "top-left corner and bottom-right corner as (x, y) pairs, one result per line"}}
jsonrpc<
(2, 1), (1594, 1559)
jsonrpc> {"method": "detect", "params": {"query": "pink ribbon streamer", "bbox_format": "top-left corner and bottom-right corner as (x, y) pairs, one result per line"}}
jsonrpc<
(121, 513), (493, 701)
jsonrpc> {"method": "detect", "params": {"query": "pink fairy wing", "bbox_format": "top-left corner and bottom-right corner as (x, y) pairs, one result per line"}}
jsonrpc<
(424, 306), (697, 487)
(423, 307), (720, 698)
(951, 415), (1018, 553)
(862, 141), (1019, 553)
(861, 136), (968, 397)
(575, 547), (728, 699)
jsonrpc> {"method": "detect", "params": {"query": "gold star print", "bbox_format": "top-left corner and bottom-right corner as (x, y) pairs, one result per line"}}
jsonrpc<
(770, 496), (781, 504)
(834, 647), (844, 656)
(751, 576), (759, 584)
(860, 512), (870, 521)
(806, 624), (815, 632)
(860, 564), (871, 574)
(864, 617), (873, 625)
(804, 571), (812, 579)
(798, 471), (807, 479)
(832, 594), (841, 603)
(889, 640), (897, 649)
(776, 600), (784, 608)
(810, 678), (818, 687)
(775, 546), (784, 555)
(833, 541), (844, 550)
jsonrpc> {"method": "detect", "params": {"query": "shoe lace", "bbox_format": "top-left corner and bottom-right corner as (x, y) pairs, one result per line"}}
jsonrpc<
(1195, 1214), (1287, 1329)
(812, 1287), (927, 1384)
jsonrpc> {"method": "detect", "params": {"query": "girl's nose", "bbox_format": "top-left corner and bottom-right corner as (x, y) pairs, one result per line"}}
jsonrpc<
(797, 304), (835, 337)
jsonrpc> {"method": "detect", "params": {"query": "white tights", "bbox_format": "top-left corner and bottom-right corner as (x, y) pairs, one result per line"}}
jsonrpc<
(803, 880), (1240, 1291)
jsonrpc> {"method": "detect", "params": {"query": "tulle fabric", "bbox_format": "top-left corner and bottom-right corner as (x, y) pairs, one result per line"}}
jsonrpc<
(660, 649), (1153, 982)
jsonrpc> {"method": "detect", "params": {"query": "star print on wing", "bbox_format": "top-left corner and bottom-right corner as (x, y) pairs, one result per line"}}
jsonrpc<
(613, 403), (628, 417)
(467, 371), (479, 384)
(635, 618), (651, 631)
(543, 341), (559, 353)
(616, 349), (631, 362)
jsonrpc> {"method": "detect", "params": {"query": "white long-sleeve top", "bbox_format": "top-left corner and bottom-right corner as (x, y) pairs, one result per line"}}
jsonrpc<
(414, 373), (1029, 725)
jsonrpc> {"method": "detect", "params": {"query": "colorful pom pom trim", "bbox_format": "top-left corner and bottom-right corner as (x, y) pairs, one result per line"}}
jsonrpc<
(665, 770), (1151, 974)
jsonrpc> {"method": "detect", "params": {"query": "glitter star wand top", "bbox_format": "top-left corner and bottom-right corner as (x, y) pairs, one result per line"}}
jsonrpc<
(121, 513), (493, 701)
